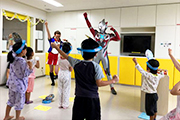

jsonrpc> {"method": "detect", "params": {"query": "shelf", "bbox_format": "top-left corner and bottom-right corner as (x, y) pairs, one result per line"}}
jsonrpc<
(121, 27), (155, 34)
(121, 32), (155, 34)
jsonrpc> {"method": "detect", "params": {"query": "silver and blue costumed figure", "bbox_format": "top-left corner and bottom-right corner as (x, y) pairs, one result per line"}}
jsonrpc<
(84, 12), (121, 95)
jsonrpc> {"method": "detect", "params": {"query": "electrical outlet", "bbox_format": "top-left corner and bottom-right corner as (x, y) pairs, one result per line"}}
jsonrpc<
(41, 67), (44, 75)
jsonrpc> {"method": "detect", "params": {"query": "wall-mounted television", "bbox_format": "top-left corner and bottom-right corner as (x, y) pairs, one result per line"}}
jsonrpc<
(120, 34), (155, 56)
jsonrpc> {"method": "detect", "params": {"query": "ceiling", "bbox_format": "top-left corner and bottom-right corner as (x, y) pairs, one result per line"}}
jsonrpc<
(12, 0), (180, 12)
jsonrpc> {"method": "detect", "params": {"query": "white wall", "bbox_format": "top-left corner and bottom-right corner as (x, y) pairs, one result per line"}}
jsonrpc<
(46, 3), (180, 59)
(155, 26), (176, 58)
(34, 53), (46, 77)
(46, 8), (121, 56)
(155, 4), (180, 59)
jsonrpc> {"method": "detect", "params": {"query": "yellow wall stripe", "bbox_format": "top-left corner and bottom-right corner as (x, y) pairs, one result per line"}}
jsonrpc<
(27, 20), (31, 46)
(44, 54), (177, 90)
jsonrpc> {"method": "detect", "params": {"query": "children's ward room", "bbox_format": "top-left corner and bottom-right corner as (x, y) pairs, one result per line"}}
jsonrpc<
(0, 0), (180, 120)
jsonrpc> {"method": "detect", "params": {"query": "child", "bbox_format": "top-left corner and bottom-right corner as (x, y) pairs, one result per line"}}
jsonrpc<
(58, 42), (73, 109)
(3, 40), (33, 120)
(51, 38), (119, 120)
(132, 57), (164, 120)
(160, 48), (180, 120)
(25, 47), (40, 104)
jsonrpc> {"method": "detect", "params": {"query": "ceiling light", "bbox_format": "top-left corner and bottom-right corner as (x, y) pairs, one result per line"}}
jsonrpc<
(42, 0), (63, 7)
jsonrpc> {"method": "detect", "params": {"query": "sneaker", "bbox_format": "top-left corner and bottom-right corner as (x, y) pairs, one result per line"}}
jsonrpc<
(42, 94), (54, 104)
(59, 106), (63, 109)
(45, 94), (54, 100)
(51, 83), (55, 86)
(111, 87), (117, 95)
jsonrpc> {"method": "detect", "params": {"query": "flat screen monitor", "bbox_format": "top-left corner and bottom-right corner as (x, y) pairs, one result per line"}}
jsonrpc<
(121, 34), (155, 56)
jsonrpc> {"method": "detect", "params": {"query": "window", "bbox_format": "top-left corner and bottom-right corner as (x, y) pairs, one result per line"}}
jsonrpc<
(3, 16), (27, 52)
(35, 18), (44, 53)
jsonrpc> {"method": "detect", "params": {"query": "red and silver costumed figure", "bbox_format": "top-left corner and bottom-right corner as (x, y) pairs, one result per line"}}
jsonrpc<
(84, 12), (121, 95)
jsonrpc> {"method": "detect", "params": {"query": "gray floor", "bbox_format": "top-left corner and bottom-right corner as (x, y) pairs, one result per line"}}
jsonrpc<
(0, 76), (177, 120)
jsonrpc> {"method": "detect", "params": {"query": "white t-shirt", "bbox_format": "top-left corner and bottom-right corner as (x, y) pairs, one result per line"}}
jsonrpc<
(51, 41), (60, 54)
(58, 57), (71, 71)
(135, 64), (164, 93)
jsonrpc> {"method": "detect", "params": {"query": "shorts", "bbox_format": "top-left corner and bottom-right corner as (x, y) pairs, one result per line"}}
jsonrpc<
(7, 90), (25, 110)
(72, 96), (101, 120)
(145, 93), (158, 116)
(47, 52), (58, 65)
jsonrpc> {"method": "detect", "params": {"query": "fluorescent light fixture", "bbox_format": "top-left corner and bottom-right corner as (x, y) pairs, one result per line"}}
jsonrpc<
(42, 0), (63, 7)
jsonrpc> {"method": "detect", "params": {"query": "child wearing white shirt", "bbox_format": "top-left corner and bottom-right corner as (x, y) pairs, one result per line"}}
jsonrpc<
(132, 58), (165, 120)
(58, 42), (73, 109)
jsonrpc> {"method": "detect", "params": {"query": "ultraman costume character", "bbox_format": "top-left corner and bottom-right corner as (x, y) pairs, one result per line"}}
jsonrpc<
(83, 12), (121, 95)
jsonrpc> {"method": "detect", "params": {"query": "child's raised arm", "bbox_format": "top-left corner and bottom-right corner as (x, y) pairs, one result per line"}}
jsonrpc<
(168, 48), (180, 72)
(132, 57), (148, 76)
(170, 81), (180, 95)
(132, 57), (138, 65)
(45, 21), (51, 40)
(51, 42), (68, 59)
